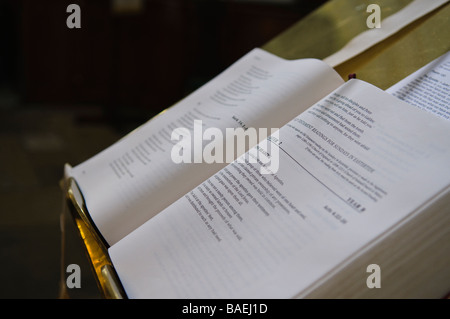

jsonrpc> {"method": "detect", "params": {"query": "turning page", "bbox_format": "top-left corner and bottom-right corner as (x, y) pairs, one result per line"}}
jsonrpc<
(109, 79), (450, 298)
(387, 50), (450, 120)
(67, 48), (344, 245)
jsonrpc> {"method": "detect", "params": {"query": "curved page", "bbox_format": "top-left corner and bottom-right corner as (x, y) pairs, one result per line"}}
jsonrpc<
(69, 48), (344, 245)
(109, 79), (450, 298)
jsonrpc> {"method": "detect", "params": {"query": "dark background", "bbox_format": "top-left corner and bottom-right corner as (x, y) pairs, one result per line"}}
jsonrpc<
(0, 0), (327, 298)
(2, 0), (327, 131)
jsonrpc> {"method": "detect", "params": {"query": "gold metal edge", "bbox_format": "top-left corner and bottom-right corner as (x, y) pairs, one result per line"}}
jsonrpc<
(65, 177), (127, 299)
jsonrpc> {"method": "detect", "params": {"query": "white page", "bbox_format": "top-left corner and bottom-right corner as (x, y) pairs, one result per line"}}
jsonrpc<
(387, 51), (450, 120)
(68, 48), (344, 245)
(323, 0), (449, 67)
(109, 79), (450, 298)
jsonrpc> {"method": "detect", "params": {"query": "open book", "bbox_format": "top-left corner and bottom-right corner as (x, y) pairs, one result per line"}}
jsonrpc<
(64, 49), (450, 298)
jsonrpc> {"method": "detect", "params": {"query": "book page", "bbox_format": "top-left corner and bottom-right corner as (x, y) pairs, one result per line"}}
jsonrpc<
(68, 48), (344, 245)
(323, 0), (449, 67)
(109, 79), (450, 298)
(387, 51), (450, 120)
